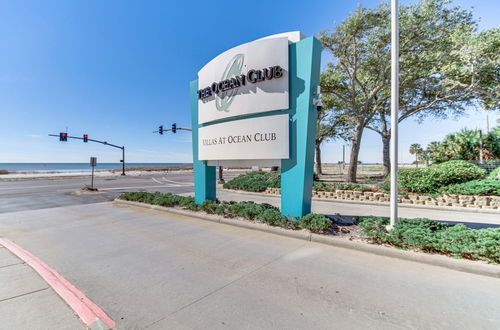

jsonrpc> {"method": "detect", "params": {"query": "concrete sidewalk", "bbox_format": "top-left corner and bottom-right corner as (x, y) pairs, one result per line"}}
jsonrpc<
(0, 247), (85, 330)
(213, 188), (500, 227)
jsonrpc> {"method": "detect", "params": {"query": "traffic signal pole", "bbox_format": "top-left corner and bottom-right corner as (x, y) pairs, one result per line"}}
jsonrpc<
(153, 124), (226, 182)
(49, 134), (126, 175)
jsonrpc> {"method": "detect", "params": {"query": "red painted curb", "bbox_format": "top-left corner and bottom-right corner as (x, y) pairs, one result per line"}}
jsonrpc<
(0, 238), (115, 329)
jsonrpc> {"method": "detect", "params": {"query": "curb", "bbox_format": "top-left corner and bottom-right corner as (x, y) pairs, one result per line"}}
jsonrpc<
(0, 238), (116, 329)
(113, 199), (500, 279)
(223, 189), (500, 215)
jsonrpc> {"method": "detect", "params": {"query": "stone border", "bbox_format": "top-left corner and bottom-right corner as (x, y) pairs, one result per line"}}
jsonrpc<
(263, 188), (500, 213)
(222, 188), (500, 215)
(113, 198), (500, 279)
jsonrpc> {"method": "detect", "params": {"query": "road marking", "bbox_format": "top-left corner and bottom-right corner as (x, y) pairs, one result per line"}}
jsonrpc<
(151, 178), (164, 184)
(162, 177), (193, 186)
(99, 184), (193, 191)
(0, 238), (116, 329)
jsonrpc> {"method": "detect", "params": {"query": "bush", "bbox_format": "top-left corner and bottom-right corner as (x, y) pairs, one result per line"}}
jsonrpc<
(298, 214), (332, 233)
(223, 171), (281, 192)
(257, 209), (287, 226)
(119, 192), (333, 233)
(313, 181), (369, 192)
(440, 179), (500, 196)
(357, 216), (500, 263)
(399, 160), (485, 194)
(488, 167), (500, 180)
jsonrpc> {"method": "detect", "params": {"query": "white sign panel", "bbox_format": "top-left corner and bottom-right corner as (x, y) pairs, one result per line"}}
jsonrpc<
(197, 37), (289, 124)
(198, 114), (289, 161)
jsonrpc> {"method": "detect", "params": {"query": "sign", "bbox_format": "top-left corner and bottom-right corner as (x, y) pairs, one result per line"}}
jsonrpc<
(191, 31), (321, 218)
(90, 157), (97, 167)
(198, 114), (289, 161)
(197, 36), (289, 124)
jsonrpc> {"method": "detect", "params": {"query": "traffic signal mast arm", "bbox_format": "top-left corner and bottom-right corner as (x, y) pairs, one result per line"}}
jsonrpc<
(49, 134), (123, 150)
(48, 133), (126, 175)
(152, 127), (192, 134)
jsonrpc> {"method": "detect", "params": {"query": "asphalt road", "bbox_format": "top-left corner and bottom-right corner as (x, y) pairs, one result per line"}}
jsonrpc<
(1, 202), (499, 329)
(2, 171), (499, 228)
(0, 172), (207, 214)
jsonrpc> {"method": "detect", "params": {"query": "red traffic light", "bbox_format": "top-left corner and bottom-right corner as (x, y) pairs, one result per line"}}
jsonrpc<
(83, 134), (88, 142)
(59, 132), (68, 141)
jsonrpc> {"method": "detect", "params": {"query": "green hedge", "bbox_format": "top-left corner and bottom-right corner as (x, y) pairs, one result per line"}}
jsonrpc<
(312, 181), (370, 192)
(399, 160), (485, 194)
(356, 217), (500, 263)
(224, 171), (372, 193)
(223, 171), (281, 192)
(439, 179), (500, 196)
(119, 192), (332, 232)
(488, 167), (500, 180)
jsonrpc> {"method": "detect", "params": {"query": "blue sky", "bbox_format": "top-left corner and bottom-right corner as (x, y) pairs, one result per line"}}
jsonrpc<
(0, 0), (498, 163)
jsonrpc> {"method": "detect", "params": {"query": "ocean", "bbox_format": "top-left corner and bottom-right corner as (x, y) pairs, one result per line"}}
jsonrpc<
(0, 163), (190, 173)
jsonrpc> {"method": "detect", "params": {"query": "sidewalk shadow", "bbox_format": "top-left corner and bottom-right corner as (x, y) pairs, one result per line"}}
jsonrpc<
(324, 214), (500, 230)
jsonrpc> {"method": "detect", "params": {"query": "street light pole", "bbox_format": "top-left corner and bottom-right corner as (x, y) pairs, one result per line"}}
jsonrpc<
(389, 0), (399, 229)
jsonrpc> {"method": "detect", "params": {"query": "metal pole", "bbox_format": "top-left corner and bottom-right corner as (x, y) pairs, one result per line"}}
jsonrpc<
(218, 166), (225, 184)
(389, 0), (399, 229)
(91, 165), (95, 189)
(342, 145), (345, 170)
(479, 130), (483, 164)
(122, 147), (126, 176)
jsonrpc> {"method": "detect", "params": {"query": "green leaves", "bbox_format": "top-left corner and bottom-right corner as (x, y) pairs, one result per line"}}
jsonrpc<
(118, 192), (332, 232)
(222, 171), (281, 192)
(357, 216), (500, 263)
(440, 179), (500, 196)
(399, 160), (485, 193)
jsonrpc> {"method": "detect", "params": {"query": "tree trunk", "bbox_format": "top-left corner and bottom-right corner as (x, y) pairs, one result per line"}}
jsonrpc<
(381, 134), (390, 177)
(346, 124), (364, 183)
(315, 140), (322, 175)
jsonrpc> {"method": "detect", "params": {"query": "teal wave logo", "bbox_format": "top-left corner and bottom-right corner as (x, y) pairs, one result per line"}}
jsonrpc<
(216, 54), (244, 112)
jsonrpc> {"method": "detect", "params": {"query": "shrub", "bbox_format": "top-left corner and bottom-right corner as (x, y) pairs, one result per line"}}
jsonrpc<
(313, 181), (369, 192)
(398, 160), (485, 194)
(356, 216), (500, 263)
(257, 209), (286, 226)
(298, 214), (332, 233)
(440, 179), (500, 196)
(201, 200), (219, 214)
(223, 171), (281, 192)
(488, 167), (500, 180)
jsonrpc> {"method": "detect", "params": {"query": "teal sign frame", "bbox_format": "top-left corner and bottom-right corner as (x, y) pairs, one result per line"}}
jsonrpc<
(190, 36), (321, 218)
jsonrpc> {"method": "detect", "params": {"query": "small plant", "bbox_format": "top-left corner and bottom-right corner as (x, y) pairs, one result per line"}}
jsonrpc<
(488, 167), (500, 180)
(257, 209), (286, 226)
(356, 216), (500, 263)
(298, 214), (332, 233)
(440, 179), (500, 196)
(223, 171), (281, 192)
(399, 160), (485, 194)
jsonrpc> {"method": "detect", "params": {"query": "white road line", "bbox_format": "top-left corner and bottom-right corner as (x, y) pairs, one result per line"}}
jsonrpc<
(162, 177), (193, 186)
(151, 177), (164, 184)
(99, 184), (193, 191)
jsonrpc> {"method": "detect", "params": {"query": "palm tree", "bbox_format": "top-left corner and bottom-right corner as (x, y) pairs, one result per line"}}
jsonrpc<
(409, 143), (423, 167)
(426, 141), (446, 164)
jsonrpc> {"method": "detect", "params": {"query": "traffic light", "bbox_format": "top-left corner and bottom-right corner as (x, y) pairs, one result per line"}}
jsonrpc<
(59, 132), (68, 141)
(159, 125), (163, 135)
(172, 123), (177, 133)
(83, 134), (88, 142)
